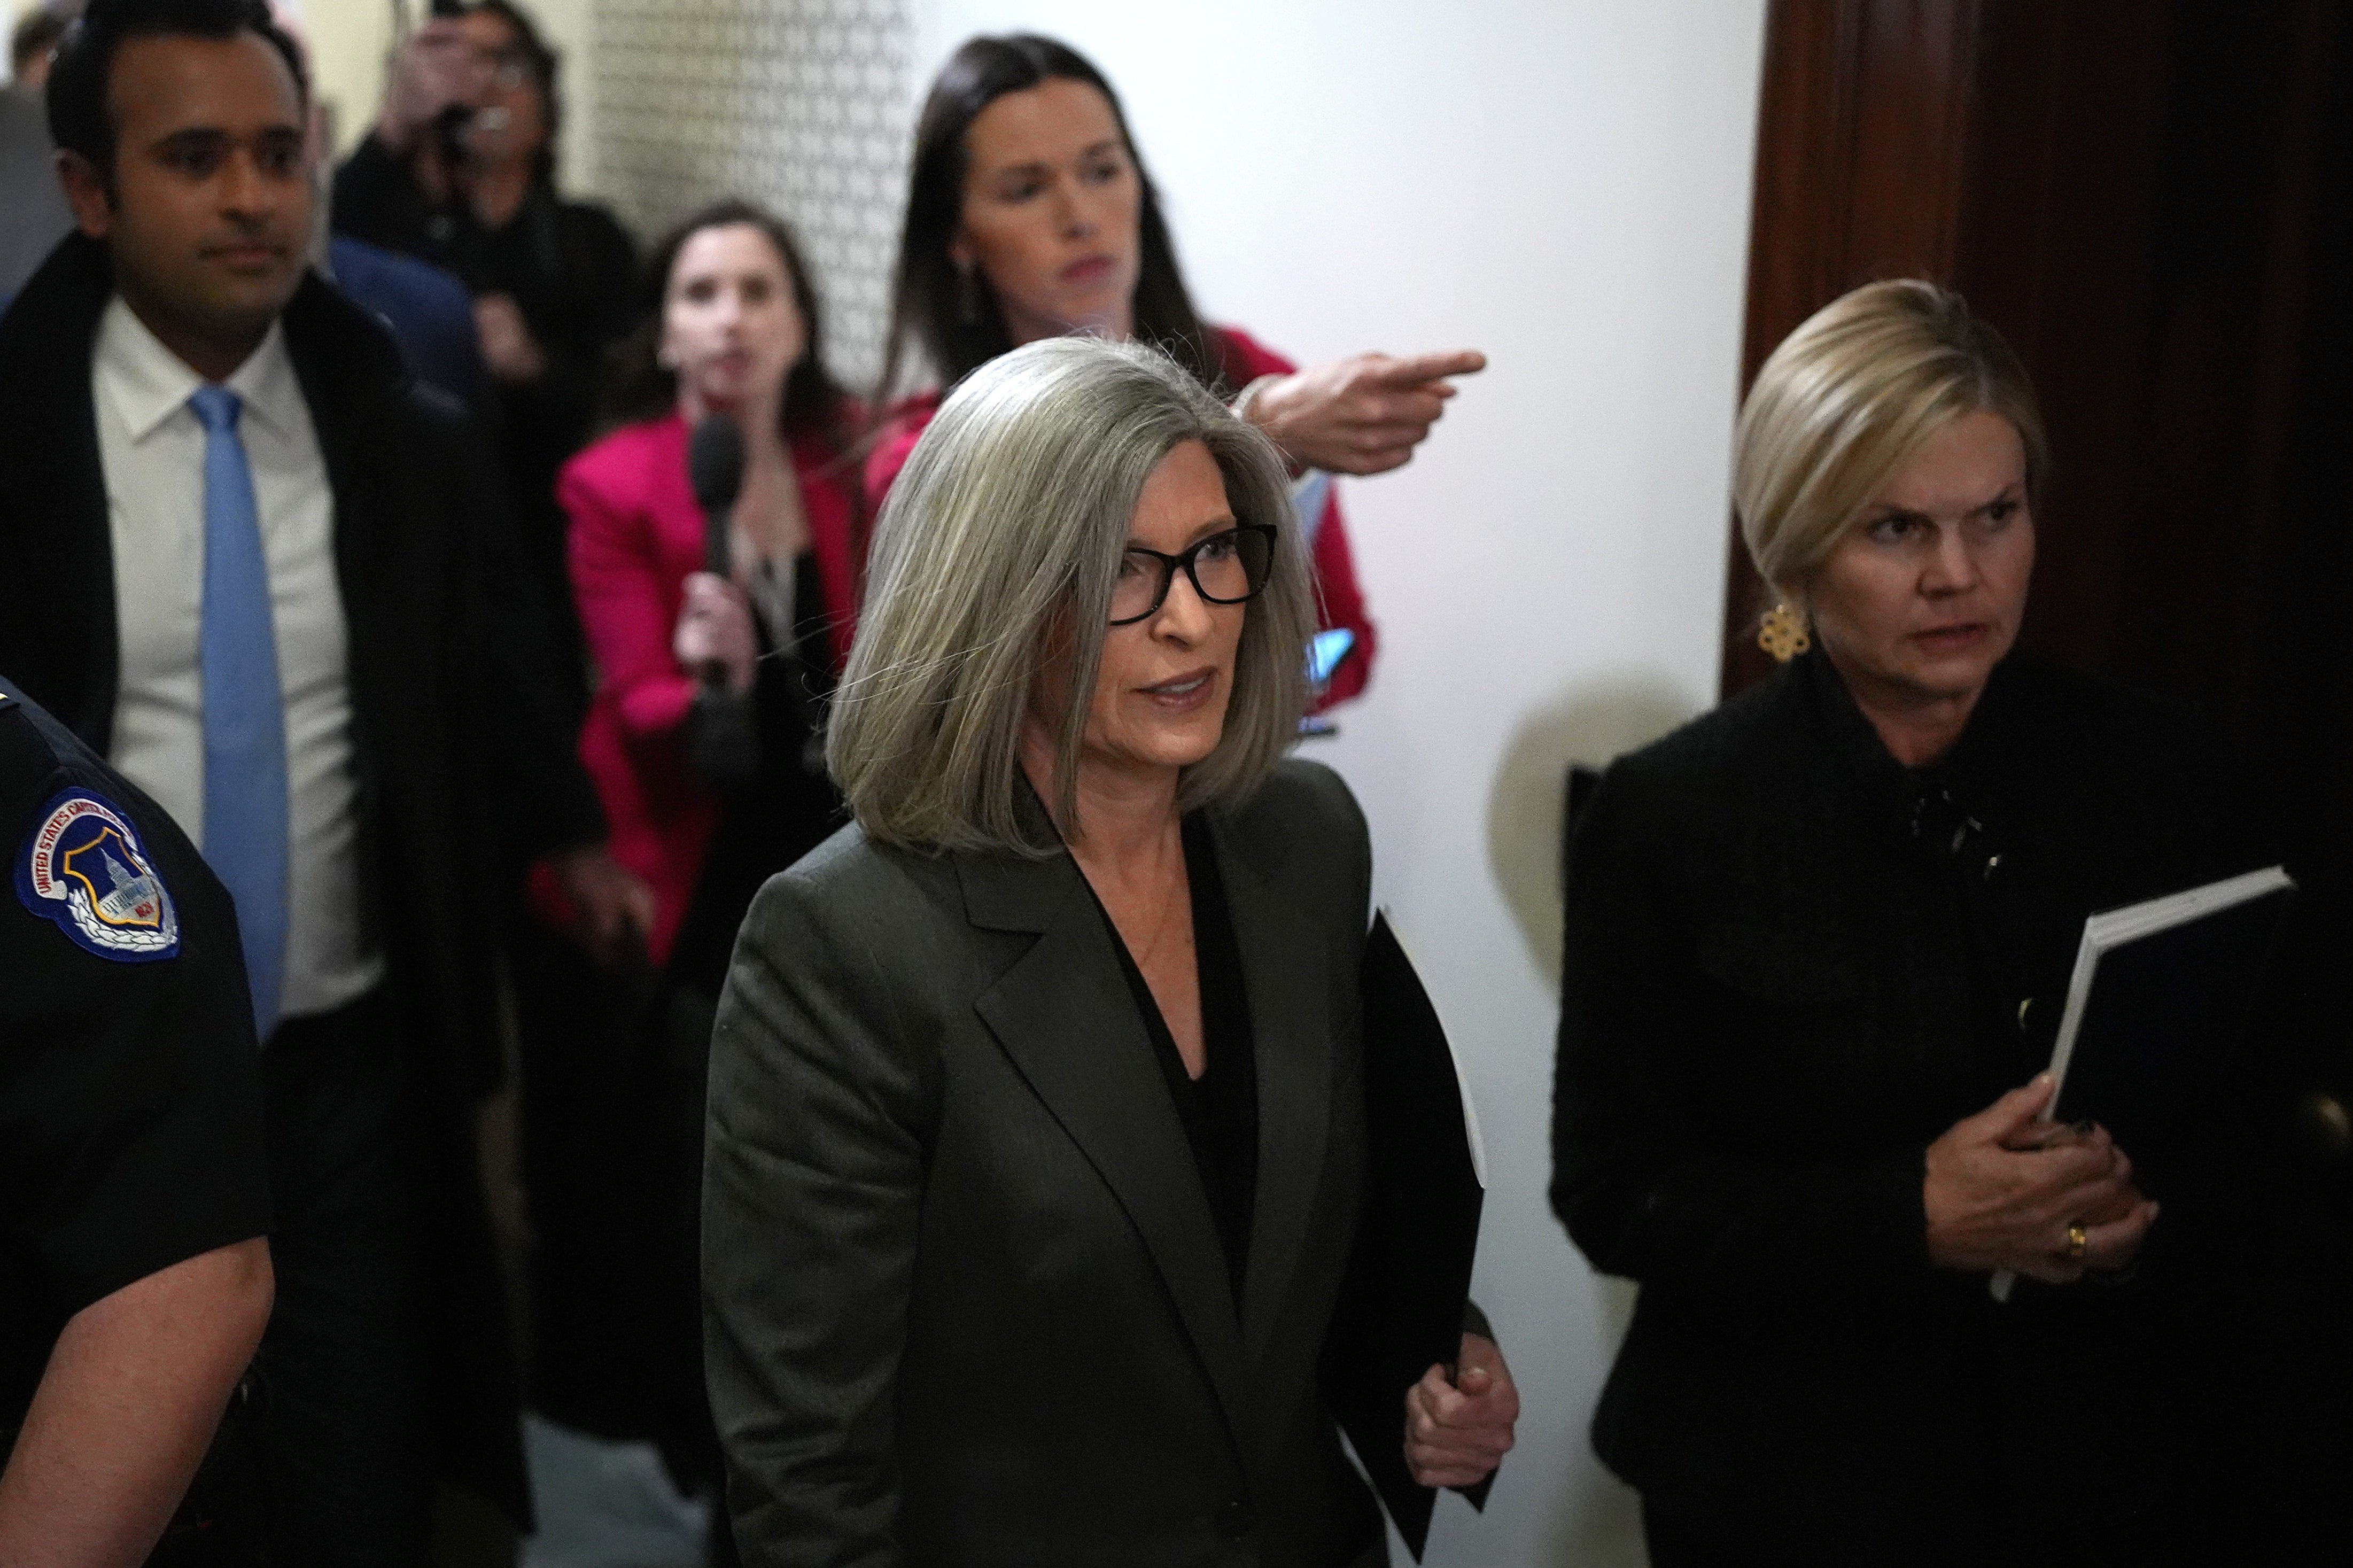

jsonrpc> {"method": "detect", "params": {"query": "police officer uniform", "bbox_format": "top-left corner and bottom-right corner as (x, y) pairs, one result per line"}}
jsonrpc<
(0, 675), (270, 1547)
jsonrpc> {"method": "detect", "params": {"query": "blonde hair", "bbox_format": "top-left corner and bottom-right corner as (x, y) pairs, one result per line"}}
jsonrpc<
(827, 336), (1314, 853)
(1734, 279), (2047, 602)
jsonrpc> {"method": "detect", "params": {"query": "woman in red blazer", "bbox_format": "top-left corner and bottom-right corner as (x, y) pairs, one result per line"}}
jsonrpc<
(534, 201), (866, 1507)
(538, 203), (864, 1510)
(867, 33), (1490, 711)
(560, 200), (861, 991)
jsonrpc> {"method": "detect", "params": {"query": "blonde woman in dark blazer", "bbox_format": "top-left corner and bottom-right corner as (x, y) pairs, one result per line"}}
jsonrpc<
(702, 337), (1517, 1564)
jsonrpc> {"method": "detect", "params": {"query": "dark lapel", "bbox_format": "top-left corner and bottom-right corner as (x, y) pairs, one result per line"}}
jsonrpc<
(1212, 805), (1338, 1367)
(958, 821), (1255, 1456)
(275, 273), (421, 887)
(278, 273), (408, 703)
(0, 235), (123, 747)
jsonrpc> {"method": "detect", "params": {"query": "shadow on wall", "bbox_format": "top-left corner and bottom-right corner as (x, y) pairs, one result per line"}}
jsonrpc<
(1484, 684), (1690, 1568)
(1484, 678), (1702, 993)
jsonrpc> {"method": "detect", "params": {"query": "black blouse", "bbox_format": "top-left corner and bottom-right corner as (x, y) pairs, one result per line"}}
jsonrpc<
(1091, 814), (1260, 1301)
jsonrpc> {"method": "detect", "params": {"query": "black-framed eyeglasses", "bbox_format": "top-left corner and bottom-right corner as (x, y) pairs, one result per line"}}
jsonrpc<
(1108, 524), (1277, 626)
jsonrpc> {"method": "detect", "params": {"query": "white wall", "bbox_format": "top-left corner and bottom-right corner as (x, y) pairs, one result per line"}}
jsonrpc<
(912, 4), (1764, 1563)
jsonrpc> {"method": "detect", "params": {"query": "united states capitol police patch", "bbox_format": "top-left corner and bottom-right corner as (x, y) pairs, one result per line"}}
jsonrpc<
(14, 789), (181, 962)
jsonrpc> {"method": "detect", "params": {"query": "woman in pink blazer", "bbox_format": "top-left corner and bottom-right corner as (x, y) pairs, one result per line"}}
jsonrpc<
(558, 199), (863, 993)
(532, 203), (864, 1514)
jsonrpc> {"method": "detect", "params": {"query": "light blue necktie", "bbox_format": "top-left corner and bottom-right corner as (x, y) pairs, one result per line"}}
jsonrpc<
(191, 385), (289, 1039)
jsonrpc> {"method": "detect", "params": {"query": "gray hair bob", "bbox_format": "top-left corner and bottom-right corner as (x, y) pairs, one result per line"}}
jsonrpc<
(828, 335), (1314, 853)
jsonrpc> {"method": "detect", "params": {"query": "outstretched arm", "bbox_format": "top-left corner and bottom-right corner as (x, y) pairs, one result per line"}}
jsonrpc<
(1240, 350), (1486, 476)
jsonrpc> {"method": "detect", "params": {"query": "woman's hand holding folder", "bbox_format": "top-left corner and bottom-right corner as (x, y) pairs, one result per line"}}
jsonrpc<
(1402, 1332), (1518, 1491)
(1923, 1073), (2161, 1284)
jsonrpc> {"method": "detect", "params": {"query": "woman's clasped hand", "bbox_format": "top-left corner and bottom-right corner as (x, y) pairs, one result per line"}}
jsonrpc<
(671, 570), (759, 696)
(1403, 1332), (1521, 1491)
(1923, 1072), (2160, 1284)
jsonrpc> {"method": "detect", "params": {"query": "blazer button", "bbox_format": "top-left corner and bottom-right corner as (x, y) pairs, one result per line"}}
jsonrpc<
(1216, 1497), (1257, 1538)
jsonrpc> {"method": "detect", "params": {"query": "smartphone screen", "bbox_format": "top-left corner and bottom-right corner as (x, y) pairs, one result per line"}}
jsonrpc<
(1307, 628), (1356, 686)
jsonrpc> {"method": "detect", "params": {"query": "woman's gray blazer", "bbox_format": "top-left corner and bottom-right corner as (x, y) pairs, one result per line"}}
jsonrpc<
(703, 758), (1386, 1566)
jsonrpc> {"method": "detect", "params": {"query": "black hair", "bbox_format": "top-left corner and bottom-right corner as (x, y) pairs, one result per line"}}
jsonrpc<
(603, 198), (856, 463)
(11, 9), (68, 78)
(463, 0), (558, 188)
(46, 0), (308, 189)
(874, 33), (1227, 406)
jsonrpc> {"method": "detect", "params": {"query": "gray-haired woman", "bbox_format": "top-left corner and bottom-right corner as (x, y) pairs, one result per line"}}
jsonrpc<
(702, 337), (1516, 1563)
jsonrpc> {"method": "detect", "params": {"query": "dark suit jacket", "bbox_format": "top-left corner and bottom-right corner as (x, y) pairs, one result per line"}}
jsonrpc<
(0, 232), (600, 1520)
(704, 759), (1388, 1566)
(329, 234), (490, 414)
(1552, 649), (2268, 1562)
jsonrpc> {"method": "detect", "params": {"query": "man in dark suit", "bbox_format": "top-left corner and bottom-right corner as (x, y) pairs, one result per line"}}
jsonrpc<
(0, 0), (625, 1555)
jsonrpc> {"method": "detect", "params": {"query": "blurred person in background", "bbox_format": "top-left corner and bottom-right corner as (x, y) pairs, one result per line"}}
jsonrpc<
(870, 32), (1489, 712)
(562, 197), (861, 1008)
(0, 0), (622, 1553)
(268, 0), (646, 965)
(517, 198), (860, 1551)
(243, 0), (496, 414)
(1553, 280), (2273, 1566)
(334, 0), (635, 682)
(1, 5), (75, 300)
(9, 4), (67, 87)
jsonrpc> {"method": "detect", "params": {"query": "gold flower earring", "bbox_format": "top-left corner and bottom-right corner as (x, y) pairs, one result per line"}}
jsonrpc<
(1757, 601), (1811, 662)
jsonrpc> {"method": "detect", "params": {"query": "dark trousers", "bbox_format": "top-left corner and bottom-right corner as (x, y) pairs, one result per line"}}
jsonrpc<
(512, 917), (736, 1563)
(256, 987), (427, 1566)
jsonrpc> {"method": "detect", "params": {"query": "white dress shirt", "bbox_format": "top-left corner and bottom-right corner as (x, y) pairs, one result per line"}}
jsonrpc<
(93, 296), (382, 1021)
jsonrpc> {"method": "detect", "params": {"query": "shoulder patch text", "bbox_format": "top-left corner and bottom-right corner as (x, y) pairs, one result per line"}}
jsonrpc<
(14, 790), (181, 962)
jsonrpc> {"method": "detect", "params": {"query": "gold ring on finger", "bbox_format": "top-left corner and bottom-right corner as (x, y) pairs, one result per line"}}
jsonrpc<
(2066, 1223), (2088, 1261)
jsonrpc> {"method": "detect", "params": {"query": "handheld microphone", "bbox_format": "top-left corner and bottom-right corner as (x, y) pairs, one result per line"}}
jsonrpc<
(684, 416), (757, 785)
(688, 415), (747, 577)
